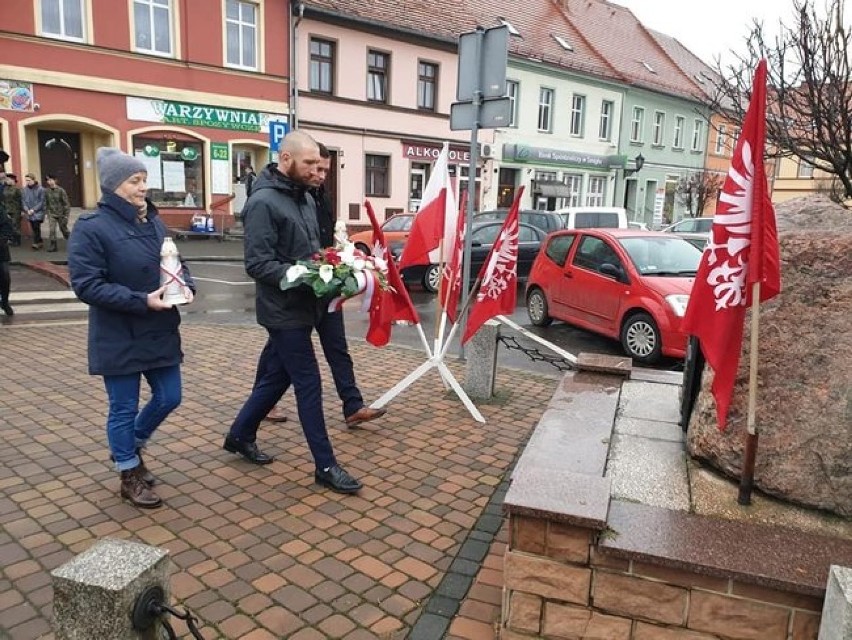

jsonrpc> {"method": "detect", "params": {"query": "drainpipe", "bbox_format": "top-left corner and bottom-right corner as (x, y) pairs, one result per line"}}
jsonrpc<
(289, 1), (304, 131)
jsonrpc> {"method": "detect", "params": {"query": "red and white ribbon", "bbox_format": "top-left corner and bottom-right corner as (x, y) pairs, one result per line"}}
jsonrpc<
(327, 270), (378, 313)
(160, 265), (186, 287)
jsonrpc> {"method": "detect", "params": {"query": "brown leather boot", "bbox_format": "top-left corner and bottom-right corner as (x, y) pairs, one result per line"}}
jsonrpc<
(136, 449), (156, 486)
(120, 467), (162, 508)
(110, 448), (155, 485)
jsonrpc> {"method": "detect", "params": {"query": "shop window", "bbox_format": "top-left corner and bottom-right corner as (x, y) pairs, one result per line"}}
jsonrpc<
(132, 135), (204, 208)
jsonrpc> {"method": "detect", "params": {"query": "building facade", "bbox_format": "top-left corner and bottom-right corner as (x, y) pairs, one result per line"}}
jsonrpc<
(1, 0), (291, 227)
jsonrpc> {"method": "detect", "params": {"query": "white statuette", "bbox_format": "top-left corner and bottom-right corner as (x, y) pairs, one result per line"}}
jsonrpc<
(160, 237), (189, 305)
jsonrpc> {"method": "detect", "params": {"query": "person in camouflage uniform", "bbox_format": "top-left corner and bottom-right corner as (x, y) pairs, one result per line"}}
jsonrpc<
(3, 174), (23, 246)
(44, 173), (71, 252)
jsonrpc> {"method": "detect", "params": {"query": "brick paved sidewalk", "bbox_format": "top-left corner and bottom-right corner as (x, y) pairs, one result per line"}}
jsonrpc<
(0, 323), (554, 639)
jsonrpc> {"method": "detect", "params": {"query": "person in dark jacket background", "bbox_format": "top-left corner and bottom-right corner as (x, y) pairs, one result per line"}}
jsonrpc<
(22, 172), (45, 250)
(223, 131), (364, 494)
(68, 147), (195, 509)
(0, 169), (14, 316)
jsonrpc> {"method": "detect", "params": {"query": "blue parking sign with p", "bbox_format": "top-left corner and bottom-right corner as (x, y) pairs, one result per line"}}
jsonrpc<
(269, 121), (290, 151)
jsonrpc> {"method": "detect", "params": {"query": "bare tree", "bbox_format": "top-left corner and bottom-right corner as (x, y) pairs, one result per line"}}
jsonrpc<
(675, 171), (723, 216)
(706, 0), (852, 202)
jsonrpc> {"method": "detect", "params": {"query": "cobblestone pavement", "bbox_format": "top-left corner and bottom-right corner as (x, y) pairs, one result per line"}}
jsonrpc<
(0, 322), (554, 639)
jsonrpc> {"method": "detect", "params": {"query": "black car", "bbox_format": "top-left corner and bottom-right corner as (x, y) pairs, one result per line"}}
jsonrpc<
(397, 221), (548, 292)
(474, 209), (564, 234)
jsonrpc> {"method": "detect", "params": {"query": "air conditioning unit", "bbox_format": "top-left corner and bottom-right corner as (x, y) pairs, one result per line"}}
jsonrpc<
(481, 143), (495, 159)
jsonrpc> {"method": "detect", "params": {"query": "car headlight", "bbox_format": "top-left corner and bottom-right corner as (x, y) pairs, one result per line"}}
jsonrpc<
(665, 294), (690, 317)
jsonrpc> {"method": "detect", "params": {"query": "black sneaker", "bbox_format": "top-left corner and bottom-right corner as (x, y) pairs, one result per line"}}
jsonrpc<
(223, 434), (274, 465)
(1, 302), (12, 316)
(315, 465), (362, 494)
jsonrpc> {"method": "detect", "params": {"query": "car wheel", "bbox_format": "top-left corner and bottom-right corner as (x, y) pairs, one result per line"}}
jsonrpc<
(621, 312), (662, 363)
(354, 242), (371, 256)
(526, 288), (553, 327)
(422, 264), (441, 293)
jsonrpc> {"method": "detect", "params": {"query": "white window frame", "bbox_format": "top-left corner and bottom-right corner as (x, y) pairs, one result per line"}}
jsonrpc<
(224, 0), (258, 70)
(653, 111), (666, 146)
(691, 119), (704, 151)
(599, 100), (613, 141)
(798, 157), (815, 178)
(133, 0), (174, 57)
(630, 106), (645, 143)
(714, 124), (728, 155)
(673, 115), (685, 149)
(563, 173), (582, 208)
(40, 0), (87, 42)
(538, 87), (554, 133)
(569, 94), (586, 137)
(507, 80), (519, 128)
(585, 176), (606, 206)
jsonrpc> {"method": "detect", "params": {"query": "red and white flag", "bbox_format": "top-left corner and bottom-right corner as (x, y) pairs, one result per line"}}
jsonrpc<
(440, 191), (467, 324)
(682, 59), (781, 431)
(398, 143), (457, 269)
(364, 200), (421, 347)
(462, 187), (525, 344)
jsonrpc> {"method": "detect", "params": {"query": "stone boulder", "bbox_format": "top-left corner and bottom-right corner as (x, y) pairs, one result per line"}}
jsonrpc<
(687, 195), (852, 516)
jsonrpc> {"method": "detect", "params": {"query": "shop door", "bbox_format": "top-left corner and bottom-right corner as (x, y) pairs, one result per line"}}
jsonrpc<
(409, 164), (427, 212)
(38, 130), (82, 206)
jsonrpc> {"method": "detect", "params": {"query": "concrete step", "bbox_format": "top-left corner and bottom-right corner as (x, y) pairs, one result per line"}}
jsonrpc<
(9, 290), (88, 315)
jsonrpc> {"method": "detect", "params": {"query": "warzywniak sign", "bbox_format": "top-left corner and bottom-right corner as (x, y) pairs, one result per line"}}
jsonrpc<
(502, 143), (624, 170)
(126, 97), (285, 133)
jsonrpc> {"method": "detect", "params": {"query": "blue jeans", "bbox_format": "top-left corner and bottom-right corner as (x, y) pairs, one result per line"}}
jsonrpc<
(228, 326), (336, 470)
(103, 365), (182, 472)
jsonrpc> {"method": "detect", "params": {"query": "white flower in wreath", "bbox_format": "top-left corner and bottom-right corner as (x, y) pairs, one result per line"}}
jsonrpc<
(286, 264), (309, 282)
(318, 264), (334, 283)
(352, 256), (366, 271)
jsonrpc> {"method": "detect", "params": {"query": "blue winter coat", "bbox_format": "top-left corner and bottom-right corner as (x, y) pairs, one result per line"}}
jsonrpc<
(68, 193), (195, 376)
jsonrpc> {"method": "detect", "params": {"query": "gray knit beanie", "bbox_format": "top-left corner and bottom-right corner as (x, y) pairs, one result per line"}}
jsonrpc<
(97, 147), (147, 193)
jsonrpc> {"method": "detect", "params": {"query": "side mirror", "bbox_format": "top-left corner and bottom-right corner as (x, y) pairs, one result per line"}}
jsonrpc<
(600, 263), (625, 282)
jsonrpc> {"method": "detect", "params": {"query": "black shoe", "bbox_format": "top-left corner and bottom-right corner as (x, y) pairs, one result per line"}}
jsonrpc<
(315, 465), (362, 494)
(1, 301), (12, 316)
(223, 435), (273, 465)
(46, 243), (58, 252)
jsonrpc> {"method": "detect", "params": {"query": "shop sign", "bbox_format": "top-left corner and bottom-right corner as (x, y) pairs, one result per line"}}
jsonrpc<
(126, 97), (285, 133)
(0, 80), (34, 111)
(401, 141), (473, 164)
(503, 143), (623, 169)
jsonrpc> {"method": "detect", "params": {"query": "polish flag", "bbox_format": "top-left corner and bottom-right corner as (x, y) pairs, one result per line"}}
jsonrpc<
(398, 143), (457, 269)
(440, 191), (467, 324)
(364, 200), (420, 347)
(462, 187), (525, 344)
(682, 59), (781, 430)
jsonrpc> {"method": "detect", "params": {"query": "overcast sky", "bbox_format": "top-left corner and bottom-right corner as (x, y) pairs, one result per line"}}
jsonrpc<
(609, 0), (796, 66)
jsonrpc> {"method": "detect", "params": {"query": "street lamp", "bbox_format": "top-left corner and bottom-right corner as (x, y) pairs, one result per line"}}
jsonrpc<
(624, 153), (645, 177)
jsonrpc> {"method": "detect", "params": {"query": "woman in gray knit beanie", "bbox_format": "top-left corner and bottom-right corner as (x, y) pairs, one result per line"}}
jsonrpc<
(67, 146), (195, 509)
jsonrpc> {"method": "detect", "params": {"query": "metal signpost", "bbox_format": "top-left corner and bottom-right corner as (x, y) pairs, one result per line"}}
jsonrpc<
(450, 25), (510, 357)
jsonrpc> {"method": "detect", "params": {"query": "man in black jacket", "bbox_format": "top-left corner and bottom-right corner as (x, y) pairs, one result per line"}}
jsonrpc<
(223, 131), (363, 494)
(265, 143), (386, 428)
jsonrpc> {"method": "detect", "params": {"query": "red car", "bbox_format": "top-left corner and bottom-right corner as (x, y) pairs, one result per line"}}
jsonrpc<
(525, 229), (702, 363)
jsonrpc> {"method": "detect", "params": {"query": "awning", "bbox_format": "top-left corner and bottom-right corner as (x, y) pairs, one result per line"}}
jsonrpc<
(536, 182), (574, 198)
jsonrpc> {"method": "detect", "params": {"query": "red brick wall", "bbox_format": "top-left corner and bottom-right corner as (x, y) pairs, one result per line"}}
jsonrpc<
(501, 515), (822, 640)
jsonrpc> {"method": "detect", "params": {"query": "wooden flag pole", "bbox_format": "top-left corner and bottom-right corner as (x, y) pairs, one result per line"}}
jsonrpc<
(737, 281), (761, 506)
